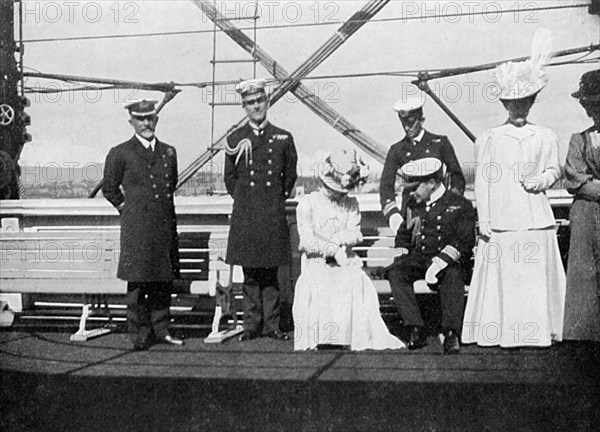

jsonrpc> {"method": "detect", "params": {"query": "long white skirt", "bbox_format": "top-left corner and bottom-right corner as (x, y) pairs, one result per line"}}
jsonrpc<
(293, 258), (405, 351)
(461, 229), (566, 348)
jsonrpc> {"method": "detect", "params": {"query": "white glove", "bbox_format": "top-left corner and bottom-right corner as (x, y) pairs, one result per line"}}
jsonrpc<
(521, 176), (541, 193)
(425, 257), (448, 284)
(389, 213), (403, 234)
(393, 247), (409, 259)
(334, 245), (348, 267)
(478, 221), (492, 238)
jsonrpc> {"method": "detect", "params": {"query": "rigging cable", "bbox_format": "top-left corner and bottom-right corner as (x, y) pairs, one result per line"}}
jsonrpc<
(22, 3), (591, 44)
(22, 44), (599, 94)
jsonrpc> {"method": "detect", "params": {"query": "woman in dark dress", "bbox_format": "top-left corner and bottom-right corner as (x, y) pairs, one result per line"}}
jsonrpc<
(563, 69), (600, 342)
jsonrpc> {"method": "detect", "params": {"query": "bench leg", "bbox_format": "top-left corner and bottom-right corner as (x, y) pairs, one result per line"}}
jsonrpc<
(203, 322), (244, 343)
(70, 303), (112, 342)
(203, 283), (244, 343)
(204, 305), (224, 343)
(0, 301), (16, 327)
(211, 305), (223, 334)
(231, 294), (239, 327)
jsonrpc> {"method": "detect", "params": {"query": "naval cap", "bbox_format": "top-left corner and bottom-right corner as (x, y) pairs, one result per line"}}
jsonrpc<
(236, 78), (267, 97)
(393, 90), (426, 113)
(124, 99), (158, 116)
(399, 157), (443, 183)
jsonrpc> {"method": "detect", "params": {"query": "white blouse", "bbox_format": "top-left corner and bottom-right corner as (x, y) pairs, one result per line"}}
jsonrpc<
(474, 123), (560, 231)
(296, 189), (362, 258)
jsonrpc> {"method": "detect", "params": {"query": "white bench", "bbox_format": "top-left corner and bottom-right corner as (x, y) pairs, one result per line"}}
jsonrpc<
(352, 228), (469, 295)
(0, 226), (235, 341)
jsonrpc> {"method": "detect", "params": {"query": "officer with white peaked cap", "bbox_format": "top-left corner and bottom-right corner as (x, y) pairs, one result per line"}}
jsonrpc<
(392, 92), (426, 113)
(224, 78), (298, 341)
(380, 86), (466, 239)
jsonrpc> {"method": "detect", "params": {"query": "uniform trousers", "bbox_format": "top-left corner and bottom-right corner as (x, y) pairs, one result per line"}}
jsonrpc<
(126, 282), (172, 344)
(387, 253), (466, 333)
(242, 267), (281, 335)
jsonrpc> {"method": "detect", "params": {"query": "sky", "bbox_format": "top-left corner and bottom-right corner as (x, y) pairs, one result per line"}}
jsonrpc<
(15, 0), (600, 184)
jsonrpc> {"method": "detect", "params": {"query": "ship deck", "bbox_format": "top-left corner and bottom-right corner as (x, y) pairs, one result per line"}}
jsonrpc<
(1, 329), (598, 432)
(0, 192), (592, 431)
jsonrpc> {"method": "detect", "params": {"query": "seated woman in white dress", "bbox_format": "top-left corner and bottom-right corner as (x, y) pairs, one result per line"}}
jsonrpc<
(293, 150), (405, 351)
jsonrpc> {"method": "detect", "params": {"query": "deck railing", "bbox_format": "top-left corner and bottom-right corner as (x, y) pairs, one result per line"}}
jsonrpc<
(0, 191), (573, 333)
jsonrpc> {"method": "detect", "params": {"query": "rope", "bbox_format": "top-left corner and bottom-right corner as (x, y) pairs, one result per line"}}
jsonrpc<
(21, 44), (599, 96)
(178, 0), (390, 188)
(22, 71), (178, 93)
(23, 4), (590, 44)
(24, 85), (118, 94)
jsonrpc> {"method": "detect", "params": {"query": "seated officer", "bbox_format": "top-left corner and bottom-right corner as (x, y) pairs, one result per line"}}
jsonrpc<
(384, 157), (476, 354)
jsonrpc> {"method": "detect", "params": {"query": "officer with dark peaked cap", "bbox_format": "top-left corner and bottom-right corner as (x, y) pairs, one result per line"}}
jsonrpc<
(224, 79), (298, 341)
(379, 90), (466, 238)
(102, 99), (183, 350)
(384, 157), (475, 354)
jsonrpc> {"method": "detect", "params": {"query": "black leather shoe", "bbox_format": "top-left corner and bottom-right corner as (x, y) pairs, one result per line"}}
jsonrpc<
(408, 326), (427, 350)
(443, 329), (460, 355)
(132, 335), (151, 351)
(133, 342), (150, 351)
(160, 335), (185, 346)
(264, 330), (289, 341)
(238, 331), (260, 342)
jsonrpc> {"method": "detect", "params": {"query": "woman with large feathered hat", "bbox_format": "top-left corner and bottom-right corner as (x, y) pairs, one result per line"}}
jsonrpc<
(461, 29), (566, 348)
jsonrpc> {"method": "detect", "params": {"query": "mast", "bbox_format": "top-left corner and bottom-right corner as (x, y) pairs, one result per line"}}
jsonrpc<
(0, 1), (24, 159)
(0, 0), (28, 199)
(178, 0), (390, 189)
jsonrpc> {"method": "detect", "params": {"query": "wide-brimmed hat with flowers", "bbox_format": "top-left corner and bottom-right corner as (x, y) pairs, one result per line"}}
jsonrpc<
(494, 28), (553, 100)
(319, 149), (370, 194)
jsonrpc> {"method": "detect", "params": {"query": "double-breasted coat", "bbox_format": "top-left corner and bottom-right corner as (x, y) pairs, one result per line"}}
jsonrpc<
(395, 190), (476, 266)
(379, 130), (465, 221)
(224, 122), (298, 268)
(387, 188), (476, 331)
(102, 136), (180, 282)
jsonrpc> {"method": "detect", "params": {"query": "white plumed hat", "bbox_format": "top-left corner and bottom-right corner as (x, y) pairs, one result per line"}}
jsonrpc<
(494, 28), (553, 100)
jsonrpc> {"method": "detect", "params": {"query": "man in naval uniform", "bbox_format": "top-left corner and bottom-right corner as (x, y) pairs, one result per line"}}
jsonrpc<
(224, 79), (298, 341)
(385, 157), (475, 354)
(102, 99), (183, 350)
(379, 90), (466, 237)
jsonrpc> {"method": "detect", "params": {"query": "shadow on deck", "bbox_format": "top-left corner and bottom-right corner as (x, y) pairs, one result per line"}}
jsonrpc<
(1, 330), (599, 432)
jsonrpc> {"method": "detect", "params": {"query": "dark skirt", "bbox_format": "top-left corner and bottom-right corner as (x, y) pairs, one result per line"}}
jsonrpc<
(563, 199), (600, 341)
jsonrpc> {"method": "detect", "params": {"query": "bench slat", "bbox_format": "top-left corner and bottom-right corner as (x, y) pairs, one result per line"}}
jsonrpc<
(0, 228), (221, 295)
(2, 278), (127, 294)
(2, 269), (113, 279)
